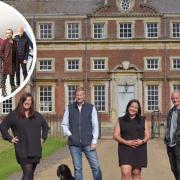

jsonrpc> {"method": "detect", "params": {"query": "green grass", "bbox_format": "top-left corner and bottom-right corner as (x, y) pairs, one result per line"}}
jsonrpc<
(0, 137), (66, 180)
(42, 137), (66, 159)
(0, 140), (12, 153)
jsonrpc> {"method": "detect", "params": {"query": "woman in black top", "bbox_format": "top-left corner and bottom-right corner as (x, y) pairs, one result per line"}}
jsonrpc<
(113, 99), (150, 180)
(0, 93), (49, 180)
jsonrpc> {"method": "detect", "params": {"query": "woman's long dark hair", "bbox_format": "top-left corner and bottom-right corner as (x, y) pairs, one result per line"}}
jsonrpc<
(125, 99), (141, 117)
(15, 92), (35, 118)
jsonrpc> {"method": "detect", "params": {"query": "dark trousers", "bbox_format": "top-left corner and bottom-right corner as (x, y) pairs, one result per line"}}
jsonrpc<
(0, 57), (3, 84)
(167, 145), (180, 180)
(2, 73), (15, 87)
(16, 63), (27, 86)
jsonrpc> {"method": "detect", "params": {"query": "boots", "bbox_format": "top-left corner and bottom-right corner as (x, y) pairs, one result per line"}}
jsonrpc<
(1, 74), (7, 96)
(2, 86), (7, 97)
(11, 85), (16, 93)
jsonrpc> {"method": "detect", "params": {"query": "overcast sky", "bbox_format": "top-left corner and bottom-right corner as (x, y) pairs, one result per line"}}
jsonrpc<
(0, 1), (29, 38)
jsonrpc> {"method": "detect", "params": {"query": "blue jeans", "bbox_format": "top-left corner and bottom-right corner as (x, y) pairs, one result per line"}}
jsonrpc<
(69, 145), (102, 180)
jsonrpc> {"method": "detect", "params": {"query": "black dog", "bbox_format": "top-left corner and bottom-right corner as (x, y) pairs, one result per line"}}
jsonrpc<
(57, 164), (74, 180)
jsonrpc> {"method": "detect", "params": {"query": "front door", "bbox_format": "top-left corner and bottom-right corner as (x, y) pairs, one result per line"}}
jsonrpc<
(118, 85), (134, 117)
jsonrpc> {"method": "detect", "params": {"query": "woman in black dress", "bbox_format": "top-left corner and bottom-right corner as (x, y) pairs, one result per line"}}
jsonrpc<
(0, 93), (49, 180)
(113, 99), (150, 180)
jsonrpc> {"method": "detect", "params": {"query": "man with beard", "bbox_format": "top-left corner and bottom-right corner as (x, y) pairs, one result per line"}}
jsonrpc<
(1, 29), (17, 96)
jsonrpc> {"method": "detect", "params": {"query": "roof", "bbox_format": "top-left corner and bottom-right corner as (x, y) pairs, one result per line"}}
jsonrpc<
(147, 0), (180, 14)
(14, 0), (104, 16)
(8, 0), (180, 16)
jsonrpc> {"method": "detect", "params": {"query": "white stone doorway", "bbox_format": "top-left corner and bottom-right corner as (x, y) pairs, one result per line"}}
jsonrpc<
(110, 61), (143, 123)
(118, 85), (135, 117)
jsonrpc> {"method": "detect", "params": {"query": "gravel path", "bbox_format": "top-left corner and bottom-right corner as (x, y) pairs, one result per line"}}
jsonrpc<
(8, 145), (70, 180)
(9, 138), (174, 180)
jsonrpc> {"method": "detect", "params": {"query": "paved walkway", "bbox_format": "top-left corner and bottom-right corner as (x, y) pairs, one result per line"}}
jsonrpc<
(30, 138), (173, 180)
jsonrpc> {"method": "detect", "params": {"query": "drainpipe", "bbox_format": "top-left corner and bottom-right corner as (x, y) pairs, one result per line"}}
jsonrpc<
(83, 18), (88, 96)
(162, 17), (168, 116)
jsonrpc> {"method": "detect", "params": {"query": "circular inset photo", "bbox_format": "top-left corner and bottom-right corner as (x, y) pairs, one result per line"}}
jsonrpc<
(0, 1), (36, 102)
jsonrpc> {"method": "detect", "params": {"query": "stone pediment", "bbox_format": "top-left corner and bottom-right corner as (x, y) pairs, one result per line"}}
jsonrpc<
(110, 61), (143, 73)
(88, 0), (162, 17)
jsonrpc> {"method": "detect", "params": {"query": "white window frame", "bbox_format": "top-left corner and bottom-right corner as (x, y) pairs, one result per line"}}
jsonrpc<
(170, 81), (180, 107)
(1, 97), (15, 114)
(37, 21), (54, 39)
(116, 19), (135, 39)
(170, 57), (180, 70)
(171, 21), (180, 38)
(64, 82), (83, 107)
(170, 82), (180, 93)
(145, 22), (159, 38)
(144, 82), (162, 112)
(67, 85), (77, 105)
(37, 58), (55, 72)
(65, 21), (81, 39)
(64, 57), (82, 72)
(144, 57), (161, 71)
(117, 21), (134, 39)
(91, 82), (109, 113)
(36, 83), (55, 113)
(92, 21), (107, 39)
(173, 84), (180, 92)
(91, 57), (108, 71)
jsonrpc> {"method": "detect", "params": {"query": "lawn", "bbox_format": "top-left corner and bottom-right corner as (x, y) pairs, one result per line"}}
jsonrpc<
(0, 137), (66, 179)
(0, 139), (12, 153)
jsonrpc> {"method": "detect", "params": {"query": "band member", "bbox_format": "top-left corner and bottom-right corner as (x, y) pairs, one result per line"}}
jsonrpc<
(15, 26), (30, 86)
(61, 86), (102, 180)
(113, 99), (150, 180)
(0, 93), (49, 180)
(0, 38), (3, 86)
(164, 91), (180, 180)
(1, 29), (18, 96)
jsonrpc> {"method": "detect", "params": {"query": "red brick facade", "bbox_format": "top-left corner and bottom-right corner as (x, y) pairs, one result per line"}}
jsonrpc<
(4, 0), (180, 124)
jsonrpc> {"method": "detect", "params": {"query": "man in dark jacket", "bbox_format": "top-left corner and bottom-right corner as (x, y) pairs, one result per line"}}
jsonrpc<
(61, 86), (102, 180)
(1, 29), (17, 96)
(15, 26), (30, 86)
(164, 91), (180, 180)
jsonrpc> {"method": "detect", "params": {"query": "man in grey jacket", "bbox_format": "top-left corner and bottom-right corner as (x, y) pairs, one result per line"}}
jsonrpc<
(164, 91), (180, 180)
(61, 86), (102, 180)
